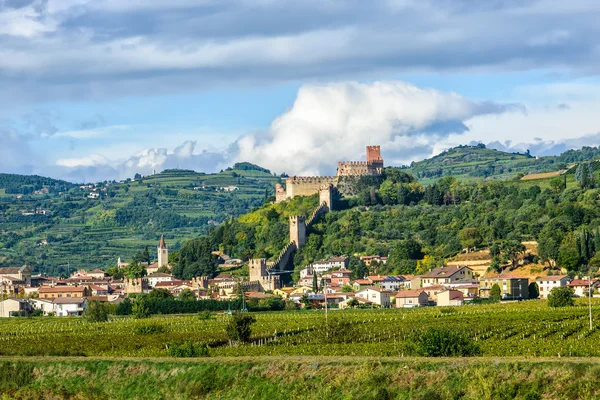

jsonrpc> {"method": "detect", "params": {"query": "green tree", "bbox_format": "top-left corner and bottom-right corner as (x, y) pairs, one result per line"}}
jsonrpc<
(312, 271), (318, 292)
(122, 262), (146, 279)
(147, 288), (173, 300)
(178, 289), (196, 301)
(132, 300), (150, 319)
(225, 313), (256, 343)
(173, 237), (218, 279)
(459, 227), (483, 251)
(549, 176), (566, 192)
(341, 284), (354, 293)
(490, 283), (502, 301)
(548, 286), (575, 307)
(558, 234), (581, 271)
(84, 300), (109, 322)
(528, 282), (539, 299)
(575, 162), (596, 189)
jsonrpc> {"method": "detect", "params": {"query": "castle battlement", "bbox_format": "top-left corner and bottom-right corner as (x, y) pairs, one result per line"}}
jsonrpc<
(337, 161), (368, 166)
(287, 176), (337, 184)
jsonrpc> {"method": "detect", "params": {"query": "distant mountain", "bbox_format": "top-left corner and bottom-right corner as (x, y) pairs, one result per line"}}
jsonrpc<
(0, 166), (281, 274)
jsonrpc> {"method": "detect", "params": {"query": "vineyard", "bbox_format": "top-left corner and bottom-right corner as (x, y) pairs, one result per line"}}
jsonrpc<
(1, 300), (600, 358)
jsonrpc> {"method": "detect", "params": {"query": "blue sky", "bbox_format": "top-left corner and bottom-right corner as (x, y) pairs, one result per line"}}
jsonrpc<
(2, 0), (600, 182)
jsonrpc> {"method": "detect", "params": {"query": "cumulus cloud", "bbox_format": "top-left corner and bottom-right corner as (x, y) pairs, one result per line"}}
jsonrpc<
(232, 81), (519, 175)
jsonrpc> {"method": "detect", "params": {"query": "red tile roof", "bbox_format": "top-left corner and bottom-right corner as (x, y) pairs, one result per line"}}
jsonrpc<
(396, 289), (426, 298)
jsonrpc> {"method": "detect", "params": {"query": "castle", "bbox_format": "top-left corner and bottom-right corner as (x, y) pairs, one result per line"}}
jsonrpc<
(275, 145), (384, 202)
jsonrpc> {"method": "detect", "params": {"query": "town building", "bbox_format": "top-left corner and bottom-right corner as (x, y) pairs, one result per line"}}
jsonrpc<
(437, 289), (465, 306)
(536, 275), (571, 299)
(0, 298), (33, 317)
(480, 275), (530, 300)
(39, 285), (91, 299)
(421, 266), (474, 287)
(355, 287), (392, 308)
(395, 290), (429, 308)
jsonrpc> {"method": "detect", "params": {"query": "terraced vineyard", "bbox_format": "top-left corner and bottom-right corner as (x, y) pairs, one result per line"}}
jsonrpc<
(1, 300), (600, 358)
(0, 166), (280, 272)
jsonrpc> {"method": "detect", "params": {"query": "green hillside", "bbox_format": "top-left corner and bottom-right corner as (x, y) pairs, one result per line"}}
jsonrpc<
(403, 144), (555, 184)
(0, 165), (281, 274)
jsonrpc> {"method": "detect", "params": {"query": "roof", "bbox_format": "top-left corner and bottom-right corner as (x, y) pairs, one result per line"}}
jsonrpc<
(421, 284), (447, 290)
(353, 279), (371, 285)
(159, 235), (166, 248)
(90, 269), (105, 274)
(536, 275), (570, 282)
(441, 289), (464, 301)
(1, 298), (29, 304)
(396, 289), (426, 298)
(358, 286), (391, 294)
(89, 285), (108, 291)
(147, 272), (172, 278)
(244, 292), (275, 299)
(39, 286), (87, 293)
(328, 257), (348, 262)
(483, 274), (529, 280)
(53, 297), (86, 305)
(0, 266), (29, 275)
(569, 279), (597, 287)
(155, 280), (192, 288)
(368, 275), (387, 282)
(422, 266), (471, 278)
(214, 273), (234, 280)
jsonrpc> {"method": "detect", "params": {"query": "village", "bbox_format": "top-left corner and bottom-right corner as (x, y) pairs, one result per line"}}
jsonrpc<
(0, 235), (595, 317)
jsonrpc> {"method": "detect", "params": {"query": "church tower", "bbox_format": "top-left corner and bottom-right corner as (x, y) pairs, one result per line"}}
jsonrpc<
(157, 236), (169, 267)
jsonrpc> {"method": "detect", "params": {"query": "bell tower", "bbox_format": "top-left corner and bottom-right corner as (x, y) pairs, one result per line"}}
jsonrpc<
(157, 235), (169, 267)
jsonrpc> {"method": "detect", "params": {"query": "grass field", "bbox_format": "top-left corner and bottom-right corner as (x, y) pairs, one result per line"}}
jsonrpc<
(1, 357), (600, 399)
(2, 300), (600, 358)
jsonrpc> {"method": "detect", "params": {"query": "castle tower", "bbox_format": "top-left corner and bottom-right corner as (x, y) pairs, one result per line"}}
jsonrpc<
(157, 235), (169, 267)
(319, 184), (333, 211)
(249, 258), (267, 282)
(366, 145), (382, 164)
(289, 216), (306, 248)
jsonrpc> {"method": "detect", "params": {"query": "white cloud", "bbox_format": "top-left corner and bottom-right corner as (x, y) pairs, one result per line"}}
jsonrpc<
(233, 81), (517, 174)
(56, 154), (110, 168)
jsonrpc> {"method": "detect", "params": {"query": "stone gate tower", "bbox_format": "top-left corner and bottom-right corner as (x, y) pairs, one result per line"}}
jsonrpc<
(289, 216), (306, 248)
(157, 235), (169, 267)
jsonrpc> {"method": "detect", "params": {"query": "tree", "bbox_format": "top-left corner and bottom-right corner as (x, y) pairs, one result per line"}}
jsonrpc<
(558, 234), (581, 271)
(122, 262), (146, 279)
(346, 298), (359, 308)
(225, 313), (256, 343)
(548, 286), (575, 307)
(340, 284), (354, 293)
(549, 176), (566, 192)
(115, 298), (133, 315)
(490, 283), (502, 301)
(147, 288), (173, 300)
(459, 228), (482, 251)
(312, 271), (318, 292)
(528, 282), (539, 299)
(132, 300), (150, 318)
(173, 237), (218, 279)
(575, 162), (596, 189)
(178, 289), (196, 301)
(84, 300), (109, 322)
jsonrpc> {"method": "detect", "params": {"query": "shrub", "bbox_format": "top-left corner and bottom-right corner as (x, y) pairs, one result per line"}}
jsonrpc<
(528, 282), (539, 299)
(417, 327), (481, 357)
(135, 323), (166, 334)
(548, 287), (575, 307)
(115, 298), (133, 315)
(84, 300), (109, 322)
(225, 313), (256, 343)
(197, 311), (214, 320)
(167, 341), (209, 357)
(490, 283), (502, 301)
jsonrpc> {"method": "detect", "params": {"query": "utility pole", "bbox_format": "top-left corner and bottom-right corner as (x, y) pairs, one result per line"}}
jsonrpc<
(324, 280), (328, 325)
(589, 266), (593, 331)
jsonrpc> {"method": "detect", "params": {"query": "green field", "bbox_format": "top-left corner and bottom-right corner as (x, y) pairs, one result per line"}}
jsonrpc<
(2, 300), (600, 358)
(1, 357), (600, 399)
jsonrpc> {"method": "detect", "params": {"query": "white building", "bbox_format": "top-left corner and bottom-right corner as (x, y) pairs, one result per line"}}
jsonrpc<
(30, 298), (54, 316)
(53, 297), (87, 317)
(147, 272), (173, 288)
(299, 257), (349, 279)
(0, 298), (33, 317)
(355, 287), (392, 308)
(536, 275), (571, 299)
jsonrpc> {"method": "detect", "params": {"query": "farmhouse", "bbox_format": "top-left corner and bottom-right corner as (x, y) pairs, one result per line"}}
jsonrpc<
(536, 275), (571, 299)
(421, 266), (473, 287)
(395, 290), (429, 308)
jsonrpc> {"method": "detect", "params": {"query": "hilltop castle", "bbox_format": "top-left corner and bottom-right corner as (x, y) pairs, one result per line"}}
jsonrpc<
(275, 145), (384, 202)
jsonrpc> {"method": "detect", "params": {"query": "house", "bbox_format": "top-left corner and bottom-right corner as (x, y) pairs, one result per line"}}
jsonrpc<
(72, 269), (106, 279)
(395, 290), (429, 308)
(322, 270), (352, 286)
(381, 276), (406, 291)
(437, 290), (464, 306)
(421, 266), (474, 287)
(53, 297), (87, 316)
(568, 279), (599, 297)
(359, 255), (388, 266)
(273, 287), (296, 299)
(0, 266), (32, 285)
(355, 287), (392, 308)
(300, 257), (349, 279)
(352, 279), (372, 291)
(154, 280), (194, 296)
(30, 298), (54, 315)
(479, 275), (530, 300)
(536, 275), (571, 299)
(449, 284), (480, 298)
(39, 285), (91, 299)
(420, 285), (447, 303)
(367, 275), (387, 287)
(147, 272), (173, 288)
(0, 298), (33, 317)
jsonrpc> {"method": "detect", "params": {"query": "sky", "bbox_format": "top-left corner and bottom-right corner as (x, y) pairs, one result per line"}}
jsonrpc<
(2, 0), (600, 182)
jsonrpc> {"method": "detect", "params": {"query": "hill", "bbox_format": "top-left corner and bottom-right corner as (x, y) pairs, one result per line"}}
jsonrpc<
(0, 165), (281, 273)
